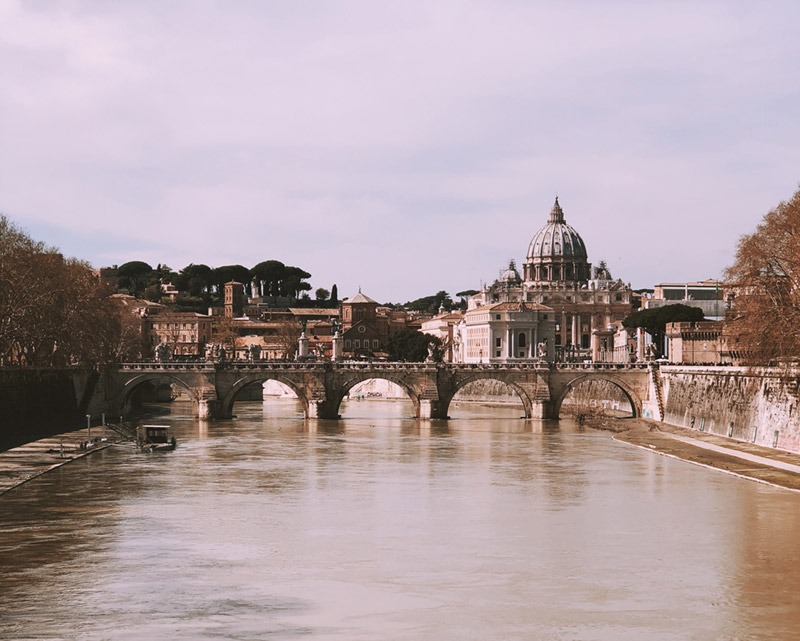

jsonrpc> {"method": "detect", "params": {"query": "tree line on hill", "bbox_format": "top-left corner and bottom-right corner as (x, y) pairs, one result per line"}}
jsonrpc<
(109, 260), (338, 312)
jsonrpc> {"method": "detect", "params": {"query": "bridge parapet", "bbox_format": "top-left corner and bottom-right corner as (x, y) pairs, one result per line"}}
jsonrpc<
(552, 362), (651, 371)
(119, 362), (216, 372)
(110, 361), (656, 421)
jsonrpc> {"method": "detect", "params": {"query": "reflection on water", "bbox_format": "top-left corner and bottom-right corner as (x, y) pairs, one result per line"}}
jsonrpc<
(2, 399), (800, 640)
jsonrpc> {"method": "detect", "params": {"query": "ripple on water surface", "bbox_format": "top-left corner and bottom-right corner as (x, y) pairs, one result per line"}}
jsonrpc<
(2, 400), (800, 640)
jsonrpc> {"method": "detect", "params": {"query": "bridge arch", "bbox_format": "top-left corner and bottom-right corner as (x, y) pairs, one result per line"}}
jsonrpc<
(112, 373), (197, 418)
(445, 373), (534, 418)
(334, 373), (423, 418)
(220, 373), (310, 418)
(552, 373), (641, 419)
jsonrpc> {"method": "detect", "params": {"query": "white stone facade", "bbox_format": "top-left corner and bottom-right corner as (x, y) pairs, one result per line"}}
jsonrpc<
(457, 302), (555, 363)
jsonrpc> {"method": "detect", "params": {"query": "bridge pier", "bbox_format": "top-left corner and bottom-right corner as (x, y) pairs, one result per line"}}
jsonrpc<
(530, 401), (553, 419)
(307, 399), (341, 420)
(419, 399), (449, 420)
(196, 398), (222, 419)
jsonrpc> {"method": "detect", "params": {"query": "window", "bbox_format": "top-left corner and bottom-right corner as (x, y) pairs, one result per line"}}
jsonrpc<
(615, 294), (622, 302)
(345, 339), (351, 348)
(496, 350), (501, 357)
(373, 339), (379, 348)
(354, 339), (360, 348)
(518, 333), (526, 347)
(542, 314), (548, 320)
(496, 337), (501, 348)
(495, 314), (501, 320)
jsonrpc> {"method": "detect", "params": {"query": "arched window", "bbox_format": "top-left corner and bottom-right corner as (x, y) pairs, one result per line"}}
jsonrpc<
(518, 333), (526, 347)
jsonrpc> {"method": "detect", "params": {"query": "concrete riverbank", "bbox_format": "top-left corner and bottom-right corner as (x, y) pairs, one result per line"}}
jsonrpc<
(0, 425), (121, 495)
(607, 417), (800, 492)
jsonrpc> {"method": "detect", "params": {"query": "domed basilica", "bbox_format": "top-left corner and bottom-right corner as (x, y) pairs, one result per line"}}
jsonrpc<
(466, 197), (633, 361)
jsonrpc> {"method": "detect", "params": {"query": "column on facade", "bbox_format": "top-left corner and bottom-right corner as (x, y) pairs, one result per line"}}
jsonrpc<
(571, 313), (578, 347)
(507, 328), (513, 359)
(561, 311), (568, 347)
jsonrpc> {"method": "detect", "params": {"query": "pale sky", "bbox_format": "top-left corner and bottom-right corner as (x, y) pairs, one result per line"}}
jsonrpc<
(2, 0), (799, 303)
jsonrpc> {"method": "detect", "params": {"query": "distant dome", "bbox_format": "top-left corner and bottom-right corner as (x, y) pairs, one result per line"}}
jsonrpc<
(500, 260), (522, 284)
(526, 197), (587, 262)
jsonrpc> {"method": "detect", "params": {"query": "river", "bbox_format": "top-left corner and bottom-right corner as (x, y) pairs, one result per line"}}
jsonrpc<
(2, 399), (800, 640)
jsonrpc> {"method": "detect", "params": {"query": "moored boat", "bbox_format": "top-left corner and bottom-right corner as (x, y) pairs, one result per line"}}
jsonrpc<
(138, 424), (177, 452)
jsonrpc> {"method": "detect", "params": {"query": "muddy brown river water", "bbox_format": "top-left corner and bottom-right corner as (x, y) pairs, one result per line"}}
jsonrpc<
(2, 399), (800, 640)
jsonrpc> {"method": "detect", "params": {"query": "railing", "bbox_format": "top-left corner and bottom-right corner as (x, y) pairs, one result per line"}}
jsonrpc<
(118, 360), (650, 372)
(552, 362), (650, 370)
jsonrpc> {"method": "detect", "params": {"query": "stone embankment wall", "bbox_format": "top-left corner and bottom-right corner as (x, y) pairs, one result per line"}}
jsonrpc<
(0, 368), (104, 451)
(660, 366), (800, 452)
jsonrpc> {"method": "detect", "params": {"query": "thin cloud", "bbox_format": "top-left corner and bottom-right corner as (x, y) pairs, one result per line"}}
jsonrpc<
(1, 0), (799, 301)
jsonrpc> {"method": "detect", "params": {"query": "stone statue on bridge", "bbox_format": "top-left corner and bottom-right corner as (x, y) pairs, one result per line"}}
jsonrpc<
(248, 344), (262, 361)
(425, 343), (436, 363)
(204, 342), (228, 362)
(537, 340), (548, 361)
(154, 341), (171, 362)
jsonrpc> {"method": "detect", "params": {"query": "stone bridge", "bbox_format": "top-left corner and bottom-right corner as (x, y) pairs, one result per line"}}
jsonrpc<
(106, 361), (662, 421)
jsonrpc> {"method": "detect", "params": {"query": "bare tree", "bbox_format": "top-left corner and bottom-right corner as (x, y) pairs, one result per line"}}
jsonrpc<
(274, 319), (302, 360)
(725, 186), (800, 365)
(212, 315), (239, 357)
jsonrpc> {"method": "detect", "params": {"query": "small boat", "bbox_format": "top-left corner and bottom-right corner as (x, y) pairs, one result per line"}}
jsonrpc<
(138, 424), (177, 452)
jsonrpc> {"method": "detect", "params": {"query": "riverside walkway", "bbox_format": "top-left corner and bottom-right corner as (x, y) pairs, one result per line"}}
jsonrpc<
(614, 420), (800, 491)
(0, 425), (120, 495)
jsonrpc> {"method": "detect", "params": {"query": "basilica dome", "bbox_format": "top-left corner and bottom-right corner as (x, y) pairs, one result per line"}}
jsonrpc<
(526, 197), (587, 262)
(523, 197), (590, 284)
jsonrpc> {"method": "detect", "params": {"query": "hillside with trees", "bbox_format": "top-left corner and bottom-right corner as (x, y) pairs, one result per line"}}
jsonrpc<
(103, 258), (328, 312)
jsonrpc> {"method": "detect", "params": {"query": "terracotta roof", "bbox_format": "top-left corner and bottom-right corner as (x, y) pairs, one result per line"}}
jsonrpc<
(288, 308), (340, 316)
(343, 291), (378, 304)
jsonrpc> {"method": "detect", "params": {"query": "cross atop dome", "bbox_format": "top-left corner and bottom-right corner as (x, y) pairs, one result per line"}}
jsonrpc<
(549, 196), (565, 224)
